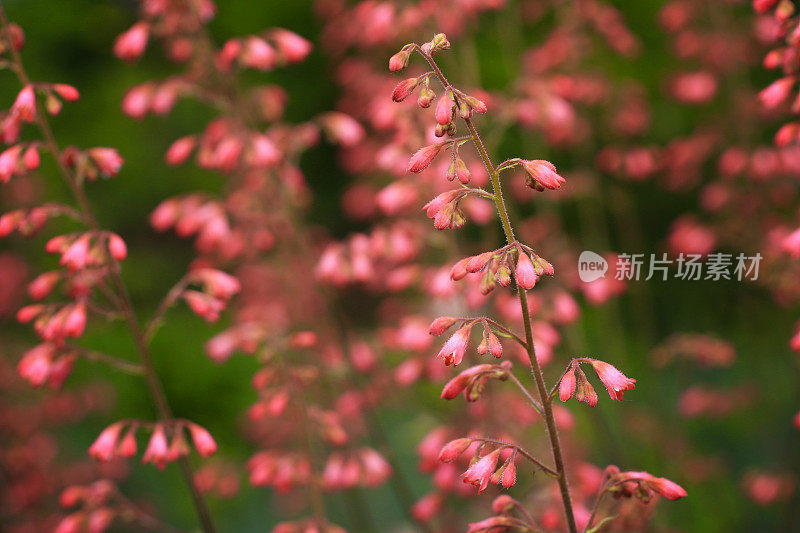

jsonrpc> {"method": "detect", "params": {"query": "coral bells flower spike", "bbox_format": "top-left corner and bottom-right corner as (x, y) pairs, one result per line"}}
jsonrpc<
(89, 422), (125, 462)
(407, 143), (443, 173)
(521, 159), (565, 190)
(188, 423), (218, 457)
(142, 424), (169, 469)
(462, 449), (501, 493)
(589, 359), (636, 401)
(436, 324), (472, 366)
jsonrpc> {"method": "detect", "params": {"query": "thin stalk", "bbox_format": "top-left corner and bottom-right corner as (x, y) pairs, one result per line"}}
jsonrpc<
(416, 47), (578, 533)
(0, 5), (216, 531)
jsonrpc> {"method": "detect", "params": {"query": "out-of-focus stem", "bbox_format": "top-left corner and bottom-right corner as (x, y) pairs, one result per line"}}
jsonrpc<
(0, 5), (216, 532)
(416, 47), (579, 533)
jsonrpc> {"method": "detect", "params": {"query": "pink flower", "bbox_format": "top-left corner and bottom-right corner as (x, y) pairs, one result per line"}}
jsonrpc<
(758, 77), (795, 109)
(515, 251), (539, 289)
(407, 143), (443, 173)
(242, 37), (277, 70)
(389, 50), (410, 72)
(424, 189), (459, 219)
(89, 422), (125, 462)
(59, 235), (91, 271)
(88, 148), (124, 177)
(521, 159), (565, 190)
(53, 84), (80, 102)
(188, 423), (217, 457)
(589, 359), (636, 401)
(436, 325), (472, 366)
(114, 22), (149, 61)
(117, 427), (138, 457)
(142, 424), (169, 469)
(467, 516), (516, 533)
(12, 85), (36, 122)
(781, 227), (800, 258)
(108, 233), (127, 261)
(165, 136), (196, 165)
(122, 84), (153, 119)
(248, 134), (281, 167)
(24, 145), (39, 170)
(270, 29), (312, 63)
(63, 302), (87, 338)
(0, 144), (23, 182)
(616, 471), (688, 500)
(501, 460), (517, 488)
(28, 271), (60, 300)
(17, 343), (55, 387)
(429, 316), (457, 336)
(183, 291), (224, 322)
(462, 449), (501, 493)
(411, 493), (442, 523)
(435, 93), (453, 125)
(559, 364), (577, 402)
(648, 475), (688, 500)
(438, 438), (472, 462)
(440, 363), (496, 399)
(392, 77), (419, 102)
(195, 268), (241, 299)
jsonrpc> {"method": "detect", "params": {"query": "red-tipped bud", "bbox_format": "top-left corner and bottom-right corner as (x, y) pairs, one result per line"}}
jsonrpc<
(188, 423), (218, 457)
(108, 233), (127, 261)
(521, 159), (565, 190)
(114, 22), (149, 61)
(407, 143), (443, 173)
(53, 84), (80, 102)
(515, 252), (539, 290)
(438, 438), (472, 462)
(429, 316), (457, 336)
(392, 77), (419, 102)
(89, 422), (125, 462)
(389, 49), (411, 71)
(435, 93), (453, 125)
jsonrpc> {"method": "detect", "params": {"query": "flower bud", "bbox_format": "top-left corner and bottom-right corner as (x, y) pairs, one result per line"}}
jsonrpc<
(438, 438), (472, 462)
(389, 49), (410, 71)
(429, 316), (457, 336)
(392, 77), (419, 102)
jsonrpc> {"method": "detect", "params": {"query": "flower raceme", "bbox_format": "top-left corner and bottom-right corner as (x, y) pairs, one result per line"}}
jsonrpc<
(559, 358), (636, 406)
(429, 317), (511, 366)
(449, 243), (554, 294)
(89, 419), (217, 469)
